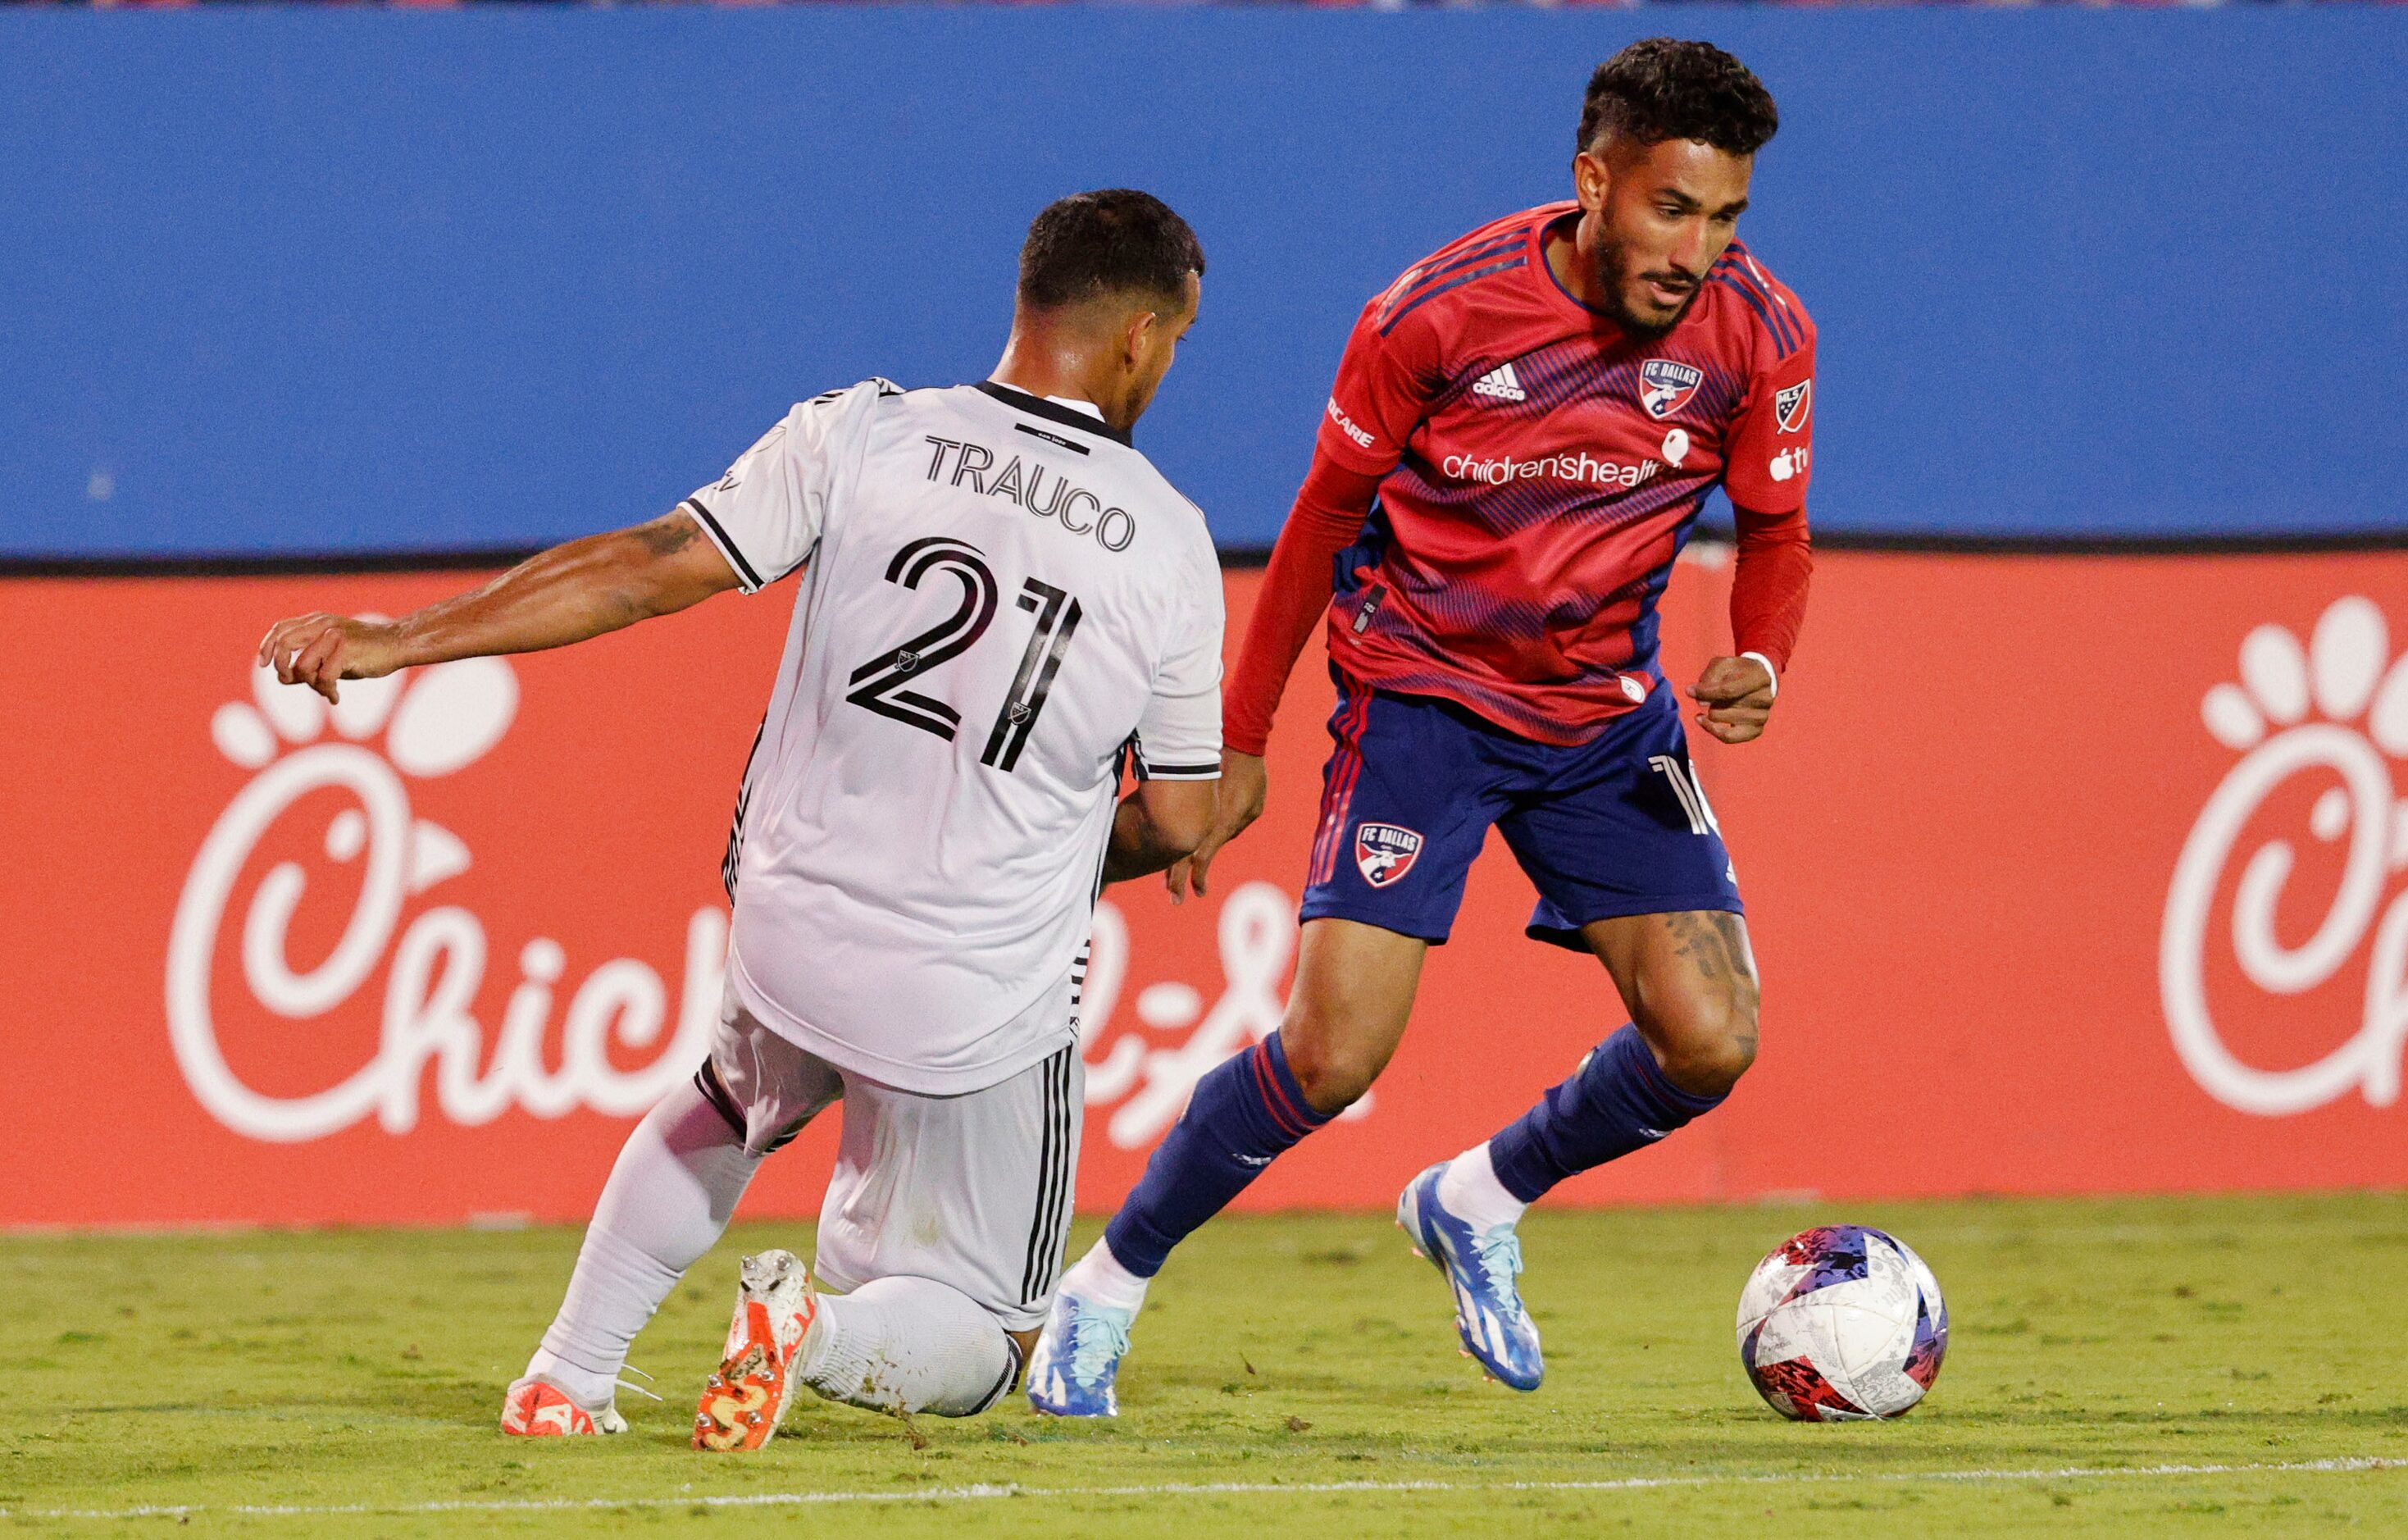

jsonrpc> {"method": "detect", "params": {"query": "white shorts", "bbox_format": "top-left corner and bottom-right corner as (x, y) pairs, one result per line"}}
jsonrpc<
(696, 994), (1083, 1333)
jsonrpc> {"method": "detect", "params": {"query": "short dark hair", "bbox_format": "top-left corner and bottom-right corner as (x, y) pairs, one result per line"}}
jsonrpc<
(1017, 189), (1205, 312)
(1577, 39), (1779, 159)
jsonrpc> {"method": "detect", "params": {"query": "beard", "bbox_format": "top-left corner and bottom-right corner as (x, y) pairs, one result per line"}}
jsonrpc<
(1595, 237), (1702, 341)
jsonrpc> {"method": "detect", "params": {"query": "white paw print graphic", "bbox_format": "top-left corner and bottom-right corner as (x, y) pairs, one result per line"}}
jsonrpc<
(2198, 595), (2408, 762)
(211, 640), (517, 780)
(172, 643), (726, 1144)
(2164, 595), (2408, 1117)
(203, 646), (518, 902)
(171, 648), (522, 1142)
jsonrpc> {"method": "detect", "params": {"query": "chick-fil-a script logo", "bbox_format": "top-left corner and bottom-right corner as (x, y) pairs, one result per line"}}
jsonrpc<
(171, 655), (1334, 1150)
(1077, 883), (1367, 1150)
(2162, 596), (2408, 1116)
(168, 656), (723, 1142)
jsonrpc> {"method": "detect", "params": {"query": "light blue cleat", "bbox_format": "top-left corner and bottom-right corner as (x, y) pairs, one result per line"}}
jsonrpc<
(1025, 1291), (1135, 1417)
(1399, 1161), (1544, 1392)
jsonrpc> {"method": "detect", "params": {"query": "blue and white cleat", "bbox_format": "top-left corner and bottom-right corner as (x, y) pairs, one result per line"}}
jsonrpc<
(1025, 1291), (1135, 1417)
(1399, 1161), (1544, 1392)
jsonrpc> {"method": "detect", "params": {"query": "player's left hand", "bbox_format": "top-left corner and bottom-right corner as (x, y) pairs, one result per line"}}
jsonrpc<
(1164, 749), (1268, 904)
(1690, 655), (1776, 745)
(257, 613), (407, 704)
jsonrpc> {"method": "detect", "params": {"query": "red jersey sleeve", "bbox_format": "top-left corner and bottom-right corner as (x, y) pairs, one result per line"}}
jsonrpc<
(1314, 292), (1445, 479)
(1729, 502), (1811, 675)
(1721, 330), (1817, 517)
(1222, 280), (1449, 755)
(1721, 303), (1817, 674)
(1221, 452), (1385, 756)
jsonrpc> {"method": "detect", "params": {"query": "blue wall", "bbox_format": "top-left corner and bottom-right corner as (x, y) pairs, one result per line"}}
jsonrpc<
(4, 10), (2405, 558)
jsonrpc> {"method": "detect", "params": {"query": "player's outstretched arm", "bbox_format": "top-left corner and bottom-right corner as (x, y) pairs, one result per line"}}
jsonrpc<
(1102, 780), (1217, 887)
(258, 511), (744, 703)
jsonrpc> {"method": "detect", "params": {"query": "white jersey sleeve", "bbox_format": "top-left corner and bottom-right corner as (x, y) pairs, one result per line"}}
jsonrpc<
(1131, 576), (1224, 781)
(681, 380), (890, 592)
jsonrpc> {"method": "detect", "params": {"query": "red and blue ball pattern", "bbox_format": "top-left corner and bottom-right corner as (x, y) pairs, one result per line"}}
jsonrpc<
(1737, 1224), (1948, 1422)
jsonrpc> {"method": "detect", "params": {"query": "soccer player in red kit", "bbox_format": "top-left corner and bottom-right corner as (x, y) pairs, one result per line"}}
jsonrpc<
(1027, 39), (1813, 1412)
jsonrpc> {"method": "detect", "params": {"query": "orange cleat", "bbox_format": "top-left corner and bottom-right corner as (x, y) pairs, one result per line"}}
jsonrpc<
(500, 1375), (626, 1437)
(692, 1249), (817, 1452)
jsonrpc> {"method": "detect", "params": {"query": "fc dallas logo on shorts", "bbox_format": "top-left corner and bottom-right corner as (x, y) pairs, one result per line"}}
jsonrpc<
(1639, 359), (1704, 420)
(1355, 822), (1424, 887)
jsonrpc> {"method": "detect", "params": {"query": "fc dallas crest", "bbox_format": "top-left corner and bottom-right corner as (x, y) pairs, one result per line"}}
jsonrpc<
(1639, 358), (1704, 420)
(1354, 822), (1424, 887)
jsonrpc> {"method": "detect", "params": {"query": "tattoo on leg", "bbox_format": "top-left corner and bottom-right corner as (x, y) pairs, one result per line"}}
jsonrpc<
(1706, 914), (1758, 990)
(1663, 909), (1760, 1010)
(1663, 910), (1723, 981)
(1610, 914), (1765, 1076)
(1705, 913), (1762, 1059)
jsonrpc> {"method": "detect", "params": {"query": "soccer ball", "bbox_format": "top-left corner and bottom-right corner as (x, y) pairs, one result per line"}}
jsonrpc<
(1736, 1224), (1947, 1421)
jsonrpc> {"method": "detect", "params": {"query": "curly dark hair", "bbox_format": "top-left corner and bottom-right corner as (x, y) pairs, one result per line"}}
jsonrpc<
(1577, 39), (1780, 159)
(1017, 189), (1206, 312)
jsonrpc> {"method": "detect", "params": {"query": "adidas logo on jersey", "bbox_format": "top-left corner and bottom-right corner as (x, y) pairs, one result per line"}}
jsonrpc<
(1470, 362), (1527, 403)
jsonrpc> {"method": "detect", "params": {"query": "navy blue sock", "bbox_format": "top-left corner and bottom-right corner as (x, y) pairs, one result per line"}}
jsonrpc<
(1486, 1025), (1725, 1204)
(1102, 1032), (1333, 1278)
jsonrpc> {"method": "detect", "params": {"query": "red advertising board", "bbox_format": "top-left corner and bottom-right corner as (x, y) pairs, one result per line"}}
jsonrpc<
(3, 549), (2406, 1228)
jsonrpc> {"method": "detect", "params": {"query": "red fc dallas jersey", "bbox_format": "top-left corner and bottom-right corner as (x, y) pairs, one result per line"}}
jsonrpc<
(1315, 201), (1816, 745)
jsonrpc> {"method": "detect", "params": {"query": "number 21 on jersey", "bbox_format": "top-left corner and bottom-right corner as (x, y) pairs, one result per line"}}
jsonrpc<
(844, 535), (1083, 773)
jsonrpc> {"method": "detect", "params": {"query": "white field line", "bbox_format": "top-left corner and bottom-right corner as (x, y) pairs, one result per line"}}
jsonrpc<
(8, 1457), (2401, 1523)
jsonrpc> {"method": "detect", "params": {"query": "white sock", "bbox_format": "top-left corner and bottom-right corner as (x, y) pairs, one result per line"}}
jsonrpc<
(1437, 1141), (1527, 1233)
(1056, 1237), (1149, 1314)
(526, 1079), (762, 1408)
(800, 1276), (1017, 1417)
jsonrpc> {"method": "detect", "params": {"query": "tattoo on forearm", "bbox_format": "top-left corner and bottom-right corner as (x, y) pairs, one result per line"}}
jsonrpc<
(632, 513), (700, 557)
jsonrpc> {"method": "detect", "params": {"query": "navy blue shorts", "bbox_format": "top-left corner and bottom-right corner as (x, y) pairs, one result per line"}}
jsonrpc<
(1298, 671), (1742, 950)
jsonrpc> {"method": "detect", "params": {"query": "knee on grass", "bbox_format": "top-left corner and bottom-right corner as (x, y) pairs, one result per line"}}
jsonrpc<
(803, 1276), (1020, 1419)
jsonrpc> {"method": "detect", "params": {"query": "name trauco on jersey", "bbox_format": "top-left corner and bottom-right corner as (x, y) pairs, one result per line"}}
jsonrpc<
(922, 435), (1137, 552)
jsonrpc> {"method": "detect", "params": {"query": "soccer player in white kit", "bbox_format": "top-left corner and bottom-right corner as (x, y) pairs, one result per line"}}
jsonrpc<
(257, 191), (1221, 1448)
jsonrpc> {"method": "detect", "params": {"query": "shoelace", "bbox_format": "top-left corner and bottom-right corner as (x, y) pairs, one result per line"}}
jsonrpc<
(1066, 1308), (1132, 1384)
(1473, 1230), (1528, 1319)
(614, 1364), (665, 1403)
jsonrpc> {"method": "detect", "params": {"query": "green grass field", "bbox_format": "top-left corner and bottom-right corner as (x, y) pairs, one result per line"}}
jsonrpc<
(6, 1193), (2406, 1535)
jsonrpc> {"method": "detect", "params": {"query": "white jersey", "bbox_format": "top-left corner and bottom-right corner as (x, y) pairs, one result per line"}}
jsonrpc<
(684, 380), (1223, 1095)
